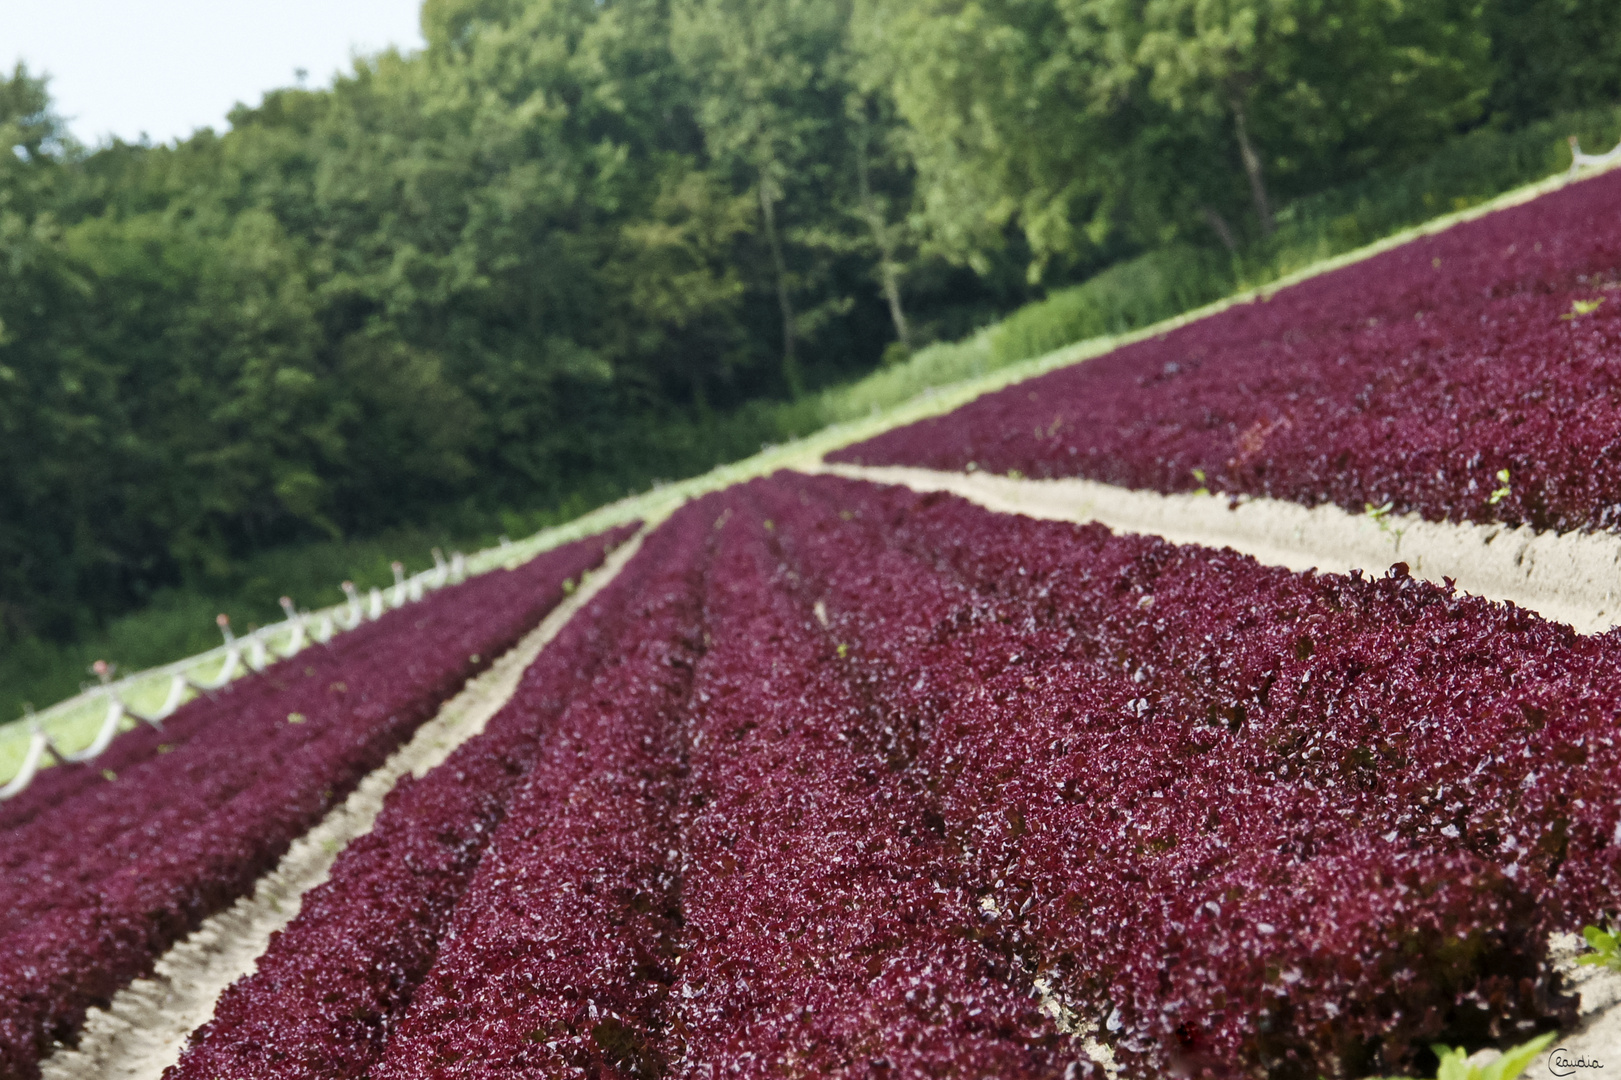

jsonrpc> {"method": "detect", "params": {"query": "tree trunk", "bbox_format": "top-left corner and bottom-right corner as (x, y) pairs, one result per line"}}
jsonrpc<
(758, 171), (802, 397)
(854, 126), (911, 349)
(1228, 93), (1274, 239)
(1200, 205), (1239, 255)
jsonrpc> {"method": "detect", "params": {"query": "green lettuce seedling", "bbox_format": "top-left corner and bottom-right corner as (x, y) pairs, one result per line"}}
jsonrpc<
(1364, 500), (1408, 542)
(1577, 923), (1621, 969)
(1561, 297), (1604, 319)
(1372, 1031), (1554, 1080)
(1372, 1032), (1555, 1080)
(1488, 469), (1511, 505)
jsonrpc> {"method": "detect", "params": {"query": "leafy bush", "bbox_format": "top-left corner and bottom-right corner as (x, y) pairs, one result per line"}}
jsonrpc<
(1261, 106), (1621, 279)
(990, 246), (1235, 367)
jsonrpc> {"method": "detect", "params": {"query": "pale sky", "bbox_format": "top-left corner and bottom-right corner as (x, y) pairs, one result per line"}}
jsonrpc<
(5, 0), (427, 147)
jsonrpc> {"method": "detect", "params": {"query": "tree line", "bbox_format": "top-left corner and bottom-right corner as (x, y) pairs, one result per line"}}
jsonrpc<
(1, 0), (1616, 644)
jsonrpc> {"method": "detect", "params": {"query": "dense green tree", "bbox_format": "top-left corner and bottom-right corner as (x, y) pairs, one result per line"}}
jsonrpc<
(863, 0), (1239, 278)
(673, 0), (860, 393)
(1483, 0), (1621, 126)
(0, 66), (108, 638)
(866, 0), (1118, 274)
(1135, 0), (1493, 236)
(871, 0), (1491, 267)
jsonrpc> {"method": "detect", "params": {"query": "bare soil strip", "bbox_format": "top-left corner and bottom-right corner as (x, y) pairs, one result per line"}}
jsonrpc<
(819, 463), (1621, 635)
(1521, 935), (1621, 1080)
(37, 534), (644, 1080)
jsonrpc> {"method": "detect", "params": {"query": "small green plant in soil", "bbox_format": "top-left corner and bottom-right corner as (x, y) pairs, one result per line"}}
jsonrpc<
(1374, 1031), (1554, 1080)
(1577, 923), (1621, 969)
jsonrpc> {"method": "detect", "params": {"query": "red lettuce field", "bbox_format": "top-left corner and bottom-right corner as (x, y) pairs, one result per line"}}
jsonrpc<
(830, 170), (1621, 535)
(84, 472), (1621, 1080)
(0, 526), (632, 1080)
(21, 154), (1621, 1080)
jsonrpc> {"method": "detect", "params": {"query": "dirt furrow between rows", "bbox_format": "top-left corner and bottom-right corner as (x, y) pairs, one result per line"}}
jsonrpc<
(821, 463), (1621, 634)
(36, 536), (644, 1080)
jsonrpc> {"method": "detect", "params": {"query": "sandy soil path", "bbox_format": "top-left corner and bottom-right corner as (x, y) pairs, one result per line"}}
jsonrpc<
(819, 464), (1621, 634)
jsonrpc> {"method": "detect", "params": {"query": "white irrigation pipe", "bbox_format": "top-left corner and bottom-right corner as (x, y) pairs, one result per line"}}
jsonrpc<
(54, 697), (130, 763)
(1569, 135), (1621, 173)
(0, 725), (53, 799)
(0, 549), (474, 800)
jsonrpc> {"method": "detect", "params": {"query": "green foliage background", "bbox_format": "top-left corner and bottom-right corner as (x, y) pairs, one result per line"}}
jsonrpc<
(2, 0), (1620, 718)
